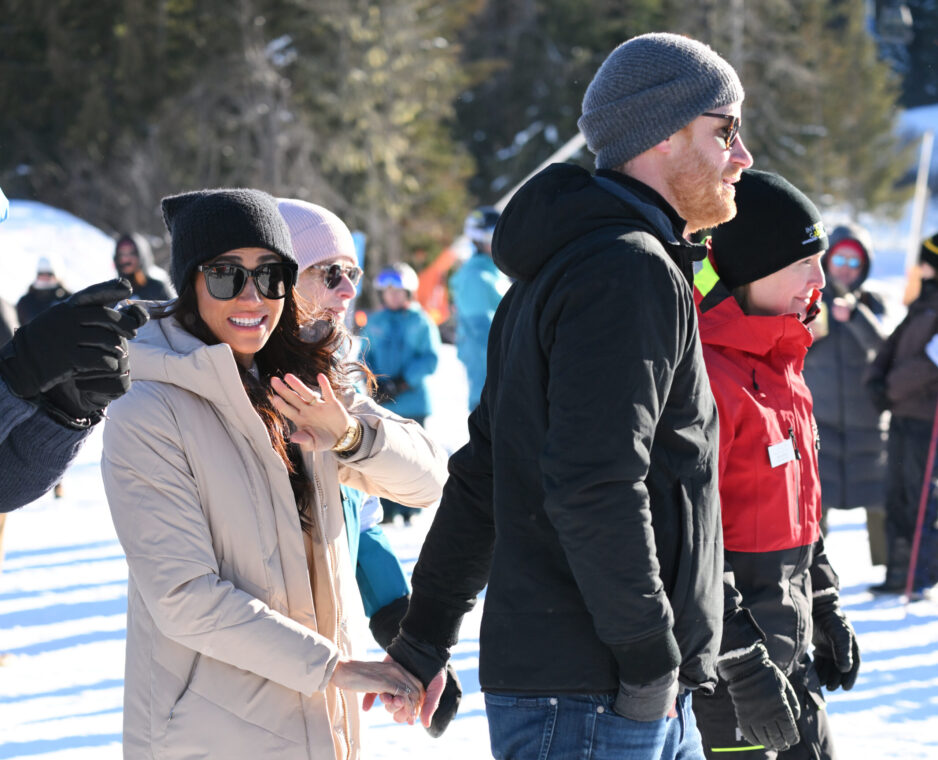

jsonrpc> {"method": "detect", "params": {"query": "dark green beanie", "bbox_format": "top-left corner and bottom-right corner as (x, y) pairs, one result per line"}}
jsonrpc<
(161, 188), (297, 292)
(710, 169), (828, 289)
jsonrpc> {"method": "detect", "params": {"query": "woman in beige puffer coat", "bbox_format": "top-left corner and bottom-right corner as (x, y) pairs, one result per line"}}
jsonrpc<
(101, 189), (447, 760)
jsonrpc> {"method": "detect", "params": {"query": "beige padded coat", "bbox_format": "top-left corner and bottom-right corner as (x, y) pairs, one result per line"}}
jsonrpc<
(101, 316), (448, 760)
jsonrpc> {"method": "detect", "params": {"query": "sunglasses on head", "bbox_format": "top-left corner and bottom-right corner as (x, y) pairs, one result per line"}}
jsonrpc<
(701, 112), (741, 150)
(197, 261), (296, 300)
(830, 254), (861, 268)
(310, 263), (363, 289)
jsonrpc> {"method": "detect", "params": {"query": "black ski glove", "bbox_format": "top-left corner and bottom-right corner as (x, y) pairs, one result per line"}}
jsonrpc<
(718, 643), (801, 751)
(0, 279), (147, 400)
(372, 595), (462, 738)
(812, 596), (860, 691)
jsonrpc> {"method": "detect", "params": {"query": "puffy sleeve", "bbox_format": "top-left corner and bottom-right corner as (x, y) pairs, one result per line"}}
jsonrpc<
(331, 392), (448, 508)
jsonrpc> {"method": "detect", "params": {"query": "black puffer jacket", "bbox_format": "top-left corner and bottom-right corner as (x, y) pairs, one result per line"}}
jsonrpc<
(802, 279), (887, 510)
(400, 164), (723, 694)
(867, 278), (938, 422)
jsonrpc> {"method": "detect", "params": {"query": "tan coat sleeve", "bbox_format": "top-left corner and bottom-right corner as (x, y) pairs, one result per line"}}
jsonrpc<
(102, 384), (339, 696)
(333, 393), (448, 507)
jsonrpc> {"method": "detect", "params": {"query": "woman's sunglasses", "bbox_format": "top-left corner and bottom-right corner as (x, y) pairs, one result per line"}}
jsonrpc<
(310, 263), (363, 289)
(701, 112), (741, 150)
(197, 262), (296, 300)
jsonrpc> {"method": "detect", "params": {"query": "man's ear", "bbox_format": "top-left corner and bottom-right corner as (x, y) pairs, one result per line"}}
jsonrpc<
(650, 134), (676, 155)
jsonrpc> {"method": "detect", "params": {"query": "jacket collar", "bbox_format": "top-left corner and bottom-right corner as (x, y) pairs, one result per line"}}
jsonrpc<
(695, 255), (815, 358)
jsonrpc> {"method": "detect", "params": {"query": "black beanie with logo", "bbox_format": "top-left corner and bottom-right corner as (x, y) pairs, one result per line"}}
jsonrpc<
(710, 169), (828, 289)
(920, 232), (938, 272)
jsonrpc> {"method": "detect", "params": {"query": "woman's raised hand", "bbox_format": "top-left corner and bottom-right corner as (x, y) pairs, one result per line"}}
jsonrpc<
(330, 658), (425, 723)
(271, 372), (352, 452)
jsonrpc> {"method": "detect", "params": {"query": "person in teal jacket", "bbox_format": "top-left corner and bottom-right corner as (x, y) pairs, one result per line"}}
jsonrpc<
(450, 206), (511, 410)
(361, 263), (440, 425)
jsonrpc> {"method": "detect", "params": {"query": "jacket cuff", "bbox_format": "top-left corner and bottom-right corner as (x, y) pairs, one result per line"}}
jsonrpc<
(399, 590), (466, 650)
(610, 628), (682, 685)
(332, 416), (376, 463)
(720, 605), (766, 656)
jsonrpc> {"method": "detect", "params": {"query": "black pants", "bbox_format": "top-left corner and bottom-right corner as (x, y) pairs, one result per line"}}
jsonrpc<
(883, 416), (938, 589)
(693, 660), (837, 760)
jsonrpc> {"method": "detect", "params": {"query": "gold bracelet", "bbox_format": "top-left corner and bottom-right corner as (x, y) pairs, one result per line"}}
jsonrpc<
(331, 418), (363, 455)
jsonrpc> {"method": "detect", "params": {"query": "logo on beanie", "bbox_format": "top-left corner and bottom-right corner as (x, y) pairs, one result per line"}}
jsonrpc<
(802, 222), (826, 246)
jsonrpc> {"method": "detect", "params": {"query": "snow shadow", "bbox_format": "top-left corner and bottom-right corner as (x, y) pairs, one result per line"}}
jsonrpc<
(0, 734), (122, 759)
(0, 678), (124, 705)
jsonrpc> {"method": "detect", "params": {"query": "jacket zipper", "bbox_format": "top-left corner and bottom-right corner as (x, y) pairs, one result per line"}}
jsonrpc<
(788, 426), (802, 525)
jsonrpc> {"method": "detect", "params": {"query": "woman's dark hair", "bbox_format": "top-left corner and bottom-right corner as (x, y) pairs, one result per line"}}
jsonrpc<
(153, 276), (373, 533)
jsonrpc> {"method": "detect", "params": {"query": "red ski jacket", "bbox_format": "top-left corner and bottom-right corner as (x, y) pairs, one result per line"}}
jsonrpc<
(695, 257), (821, 553)
(695, 255), (838, 674)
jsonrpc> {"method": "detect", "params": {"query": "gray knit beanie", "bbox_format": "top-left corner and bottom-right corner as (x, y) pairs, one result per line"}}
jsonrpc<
(578, 33), (744, 170)
(161, 188), (297, 292)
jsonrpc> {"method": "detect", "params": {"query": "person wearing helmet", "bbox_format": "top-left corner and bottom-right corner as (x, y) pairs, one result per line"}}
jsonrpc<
(802, 222), (888, 567)
(450, 206), (511, 410)
(360, 262), (441, 524)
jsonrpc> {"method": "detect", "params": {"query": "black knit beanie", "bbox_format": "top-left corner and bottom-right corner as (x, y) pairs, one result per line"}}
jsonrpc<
(920, 232), (938, 271)
(161, 188), (297, 292)
(710, 169), (828, 289)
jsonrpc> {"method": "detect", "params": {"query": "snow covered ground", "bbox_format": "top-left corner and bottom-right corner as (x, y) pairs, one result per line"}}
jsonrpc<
(2, 344), (938, 759)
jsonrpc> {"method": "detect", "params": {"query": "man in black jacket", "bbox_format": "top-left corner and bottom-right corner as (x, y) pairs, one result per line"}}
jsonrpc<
(372, 33), (753, 758)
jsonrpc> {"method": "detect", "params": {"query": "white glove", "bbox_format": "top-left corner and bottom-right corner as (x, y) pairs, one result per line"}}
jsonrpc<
(926, 334), (938, 368)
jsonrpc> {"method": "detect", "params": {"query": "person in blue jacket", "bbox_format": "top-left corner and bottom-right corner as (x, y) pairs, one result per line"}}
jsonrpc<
(360, 263), (441, 524)
(450, 206), (511, 410)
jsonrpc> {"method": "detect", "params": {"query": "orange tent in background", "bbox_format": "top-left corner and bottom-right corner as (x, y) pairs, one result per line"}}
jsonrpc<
(416, 246), (458, 326)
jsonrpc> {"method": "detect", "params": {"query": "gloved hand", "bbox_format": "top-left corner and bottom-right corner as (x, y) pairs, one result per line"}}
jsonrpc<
(371, 596), (462, 737)
(613, 668), (679, 722)
(375, 375), (408, 402)
(717, 643), (801, 751)
(812, 597), (860, 691)
(0, 280), (148, 427)
(0, 279), (147, 398)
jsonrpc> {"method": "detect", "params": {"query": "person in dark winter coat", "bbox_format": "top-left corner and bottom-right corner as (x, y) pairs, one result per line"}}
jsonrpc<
(865, 231), (938, 597)
(113, 232), (175, 301)
(0, 189), (148, 513)
(802, 223), (889, 565)
(368, 33), (753, 759)
(16, 256), (72, 325)
(692, 170), (859, 760)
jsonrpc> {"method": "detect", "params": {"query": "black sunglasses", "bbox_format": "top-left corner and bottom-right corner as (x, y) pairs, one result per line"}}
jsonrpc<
(701, 112), (741, 150)
(311, 263), (363, 289)
(196, 262), (296, 300)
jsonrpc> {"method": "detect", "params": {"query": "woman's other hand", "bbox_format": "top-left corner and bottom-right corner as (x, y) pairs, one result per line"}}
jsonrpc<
(331, 657), (424, 723)
(271, 372), (352, 451)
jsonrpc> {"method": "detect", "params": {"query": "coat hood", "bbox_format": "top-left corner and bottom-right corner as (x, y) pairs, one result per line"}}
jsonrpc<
(115, 232), (156, 273)
(824, 222), (874, 289)
(492, 163), (700, 282)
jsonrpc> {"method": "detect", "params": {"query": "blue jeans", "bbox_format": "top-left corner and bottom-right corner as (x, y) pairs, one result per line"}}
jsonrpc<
(485, 691), (704, 760)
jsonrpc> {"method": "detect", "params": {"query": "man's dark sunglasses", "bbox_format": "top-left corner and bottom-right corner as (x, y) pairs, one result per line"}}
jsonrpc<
(196, 262), (296, 300)
(311, 263), (363, 289)
(701, 112), (741, 150)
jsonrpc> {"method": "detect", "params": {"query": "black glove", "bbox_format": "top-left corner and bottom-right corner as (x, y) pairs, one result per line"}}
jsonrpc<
(0, 279), (147, 399)
(375, 375), (408, 403)
(812, 596), (860, 691)
(718, 643), (801, 751)
(372, 596), (462, 738)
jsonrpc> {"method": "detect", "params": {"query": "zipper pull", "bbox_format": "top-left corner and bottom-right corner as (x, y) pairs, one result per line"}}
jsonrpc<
(788, 426), (802, 460)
